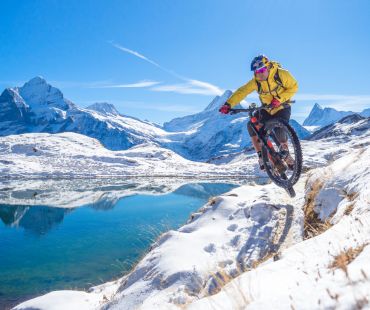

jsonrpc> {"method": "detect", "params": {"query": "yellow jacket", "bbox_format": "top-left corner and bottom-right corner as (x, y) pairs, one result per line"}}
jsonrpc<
(227, 62), (298, 115)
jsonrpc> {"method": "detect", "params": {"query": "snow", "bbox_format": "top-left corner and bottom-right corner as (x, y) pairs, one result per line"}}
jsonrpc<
(12, 115), (370, 310)
(189, 145), (370, 310)
(303, 125), (320, 133)
(0, 132), (263, 179)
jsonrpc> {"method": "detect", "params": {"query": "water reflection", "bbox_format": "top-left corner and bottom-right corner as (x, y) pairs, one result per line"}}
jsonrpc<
(0, 177), (251, 208)
(0, 179), (243, 309)
(0, 179), (244, 236)
(0, 205), (69, 235)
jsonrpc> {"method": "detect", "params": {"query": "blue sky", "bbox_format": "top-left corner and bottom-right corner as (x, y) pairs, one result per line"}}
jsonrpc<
(1, 0), (370, 124)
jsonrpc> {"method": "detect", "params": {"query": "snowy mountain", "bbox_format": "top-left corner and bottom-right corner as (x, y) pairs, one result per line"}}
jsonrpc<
(309, 114), (370, 140)
(164, 91), (310, 160)
(289, 119), (311, 139)
(303, 103), (354, 127)
(86, 102), (121, 116)
(0, 79), (310, 162)
(361, 107), (370, 117)
(163, 90), (251, 160)
(0, 77), (168, 151)
(303, 102), (370, 128)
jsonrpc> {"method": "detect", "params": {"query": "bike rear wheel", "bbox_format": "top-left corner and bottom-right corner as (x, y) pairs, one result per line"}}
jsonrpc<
(261, 118), (303, 188)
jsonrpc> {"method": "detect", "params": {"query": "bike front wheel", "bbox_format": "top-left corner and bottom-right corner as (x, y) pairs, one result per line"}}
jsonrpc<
(261, 118), (303, 188)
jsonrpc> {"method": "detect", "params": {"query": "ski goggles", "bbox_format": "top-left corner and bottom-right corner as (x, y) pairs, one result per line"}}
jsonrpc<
(254, 66), (268, 74)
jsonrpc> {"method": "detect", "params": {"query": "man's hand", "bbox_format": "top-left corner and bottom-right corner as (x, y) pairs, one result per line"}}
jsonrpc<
(270, 98), (281, 108)
(219, 103), (231, 114)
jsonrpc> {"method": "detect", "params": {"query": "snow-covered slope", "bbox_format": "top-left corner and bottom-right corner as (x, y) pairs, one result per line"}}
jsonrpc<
(3, 112), (368, 180)
(189, 143), (370, 310)
(0, 132), (264, 179)
(309, 114), (369, 140)
(13, 113), (370, 310)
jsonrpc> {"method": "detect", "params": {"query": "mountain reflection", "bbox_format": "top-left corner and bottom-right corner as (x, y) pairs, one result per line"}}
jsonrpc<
(0, 205), (68, 235)
(0, 178), (244, 236)
(0, 178), (246, 208)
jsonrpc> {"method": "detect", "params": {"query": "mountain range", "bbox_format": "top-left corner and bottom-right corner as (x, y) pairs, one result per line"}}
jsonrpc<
(0, 77), (317, 161)
(302, 102), (369, 127)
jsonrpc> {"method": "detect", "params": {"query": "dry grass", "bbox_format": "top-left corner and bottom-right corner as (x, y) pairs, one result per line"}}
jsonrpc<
(344, 203), (355, 216)
(303, 181), (333, 239)
(208, 196), (218, 206)
(329, 244), (367, 277)
(206, 269), (235, 295)
(346, 192), (359, 202)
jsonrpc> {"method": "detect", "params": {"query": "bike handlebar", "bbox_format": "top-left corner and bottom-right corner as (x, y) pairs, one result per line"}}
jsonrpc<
(229, 101), (295, 115)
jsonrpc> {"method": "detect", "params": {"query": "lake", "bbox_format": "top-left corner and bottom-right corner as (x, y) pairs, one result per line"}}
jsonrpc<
(0, 178), (244, 309)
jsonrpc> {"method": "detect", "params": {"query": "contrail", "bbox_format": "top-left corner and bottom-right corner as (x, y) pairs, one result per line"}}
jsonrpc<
(110, 42), (187, 81)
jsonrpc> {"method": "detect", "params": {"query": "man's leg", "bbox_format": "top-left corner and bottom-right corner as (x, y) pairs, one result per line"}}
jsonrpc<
(247, 121), (264, 170)
(250, 135), (262, 152)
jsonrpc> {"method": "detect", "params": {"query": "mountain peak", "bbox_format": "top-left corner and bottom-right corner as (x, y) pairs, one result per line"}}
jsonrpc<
(17, 77), (71, 111)
(19, 76), (65, 108)
(86, 102), (120, 116)
(303, 103), (354, 127)
(204, 90), (233, 111)
(25, 76), (47, 86)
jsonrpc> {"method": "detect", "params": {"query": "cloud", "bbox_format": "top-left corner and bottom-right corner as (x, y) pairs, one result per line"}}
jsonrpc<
(151, 79), (223, 96)
(94, 80), (161, 88)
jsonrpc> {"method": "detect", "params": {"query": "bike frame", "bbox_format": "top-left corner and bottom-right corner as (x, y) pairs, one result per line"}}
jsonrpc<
(231, 105), (283, 160)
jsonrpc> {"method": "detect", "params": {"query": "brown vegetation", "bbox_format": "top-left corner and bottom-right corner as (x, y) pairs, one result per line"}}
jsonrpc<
(329, 244), (367, 277)
(303, 180), (333, 239)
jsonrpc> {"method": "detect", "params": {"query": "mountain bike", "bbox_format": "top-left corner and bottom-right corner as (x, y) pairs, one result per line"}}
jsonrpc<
(230, 103), (302, 197)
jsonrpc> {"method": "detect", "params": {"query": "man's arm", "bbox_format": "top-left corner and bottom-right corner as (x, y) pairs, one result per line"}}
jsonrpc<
(277, 69), (298, 103)
(227, 79), (257, 108)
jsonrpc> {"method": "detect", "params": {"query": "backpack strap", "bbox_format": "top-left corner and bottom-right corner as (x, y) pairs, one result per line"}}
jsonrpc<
(274, 69), (285, 89)
(256, 80), (262, 93)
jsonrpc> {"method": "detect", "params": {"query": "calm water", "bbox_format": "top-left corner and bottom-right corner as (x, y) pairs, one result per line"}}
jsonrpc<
(0, 181), (237, 309)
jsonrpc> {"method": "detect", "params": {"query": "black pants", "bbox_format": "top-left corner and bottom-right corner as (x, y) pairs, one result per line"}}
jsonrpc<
(247, 106), (291, 141)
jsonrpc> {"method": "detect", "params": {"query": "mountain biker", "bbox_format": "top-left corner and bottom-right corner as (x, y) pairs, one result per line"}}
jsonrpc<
(219, 55), (298, 170)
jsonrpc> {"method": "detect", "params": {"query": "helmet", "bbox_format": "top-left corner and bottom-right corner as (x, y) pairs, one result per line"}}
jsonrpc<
(250, 55), (269, 71)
